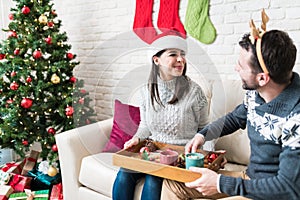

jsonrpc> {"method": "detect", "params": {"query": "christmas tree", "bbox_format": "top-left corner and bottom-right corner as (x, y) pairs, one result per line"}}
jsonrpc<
(0, 0), (95, 164)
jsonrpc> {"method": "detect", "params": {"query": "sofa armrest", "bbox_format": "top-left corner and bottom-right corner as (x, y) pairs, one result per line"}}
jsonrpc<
(55, 118), (113, 200)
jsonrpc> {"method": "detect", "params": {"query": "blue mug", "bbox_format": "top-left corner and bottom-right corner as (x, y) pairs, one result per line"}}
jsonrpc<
(185, 153), (204, 169)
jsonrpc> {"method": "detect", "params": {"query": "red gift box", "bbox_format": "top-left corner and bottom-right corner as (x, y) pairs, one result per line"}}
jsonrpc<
(8, 173), (32, 192)
(50, 183), (63, 200)
(0, 159), (25, 174)
(0, 185), (13, 200)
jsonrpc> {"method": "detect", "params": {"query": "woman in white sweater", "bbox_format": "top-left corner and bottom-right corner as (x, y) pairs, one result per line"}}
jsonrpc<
(112, 34), (209, 200)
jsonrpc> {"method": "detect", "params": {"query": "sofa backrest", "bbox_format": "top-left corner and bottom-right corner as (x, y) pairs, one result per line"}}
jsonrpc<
(207, 79), (250, 165)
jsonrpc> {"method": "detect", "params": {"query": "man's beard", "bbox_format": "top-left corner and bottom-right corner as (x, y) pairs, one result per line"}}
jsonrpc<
(242, 80), (259, 90)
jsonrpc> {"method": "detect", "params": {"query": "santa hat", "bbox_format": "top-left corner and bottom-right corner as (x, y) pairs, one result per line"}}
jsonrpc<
(149, 34), (187, 57)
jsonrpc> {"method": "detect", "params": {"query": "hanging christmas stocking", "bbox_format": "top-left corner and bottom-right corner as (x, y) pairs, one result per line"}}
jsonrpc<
(133, 0), (158, 44)
(157, 0), (186, 38)
(184, 0), (216, 44)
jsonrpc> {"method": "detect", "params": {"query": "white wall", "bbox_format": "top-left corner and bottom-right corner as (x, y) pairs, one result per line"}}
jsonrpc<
(1, 0), (300, 121)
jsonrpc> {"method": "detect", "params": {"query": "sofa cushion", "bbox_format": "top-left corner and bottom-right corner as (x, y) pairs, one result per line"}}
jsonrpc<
(102, 99), (140, 152)
(79, 153), (119, 198)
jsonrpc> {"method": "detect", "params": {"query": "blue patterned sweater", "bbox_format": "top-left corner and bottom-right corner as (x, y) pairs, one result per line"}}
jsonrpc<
(199, 72), (300, 199)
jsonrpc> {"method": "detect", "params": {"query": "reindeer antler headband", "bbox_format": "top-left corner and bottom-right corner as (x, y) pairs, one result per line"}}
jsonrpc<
(249, 9), (270, 74)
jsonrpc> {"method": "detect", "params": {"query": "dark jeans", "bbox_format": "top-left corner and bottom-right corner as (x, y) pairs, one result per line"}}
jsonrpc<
(112, 168), (163, 200)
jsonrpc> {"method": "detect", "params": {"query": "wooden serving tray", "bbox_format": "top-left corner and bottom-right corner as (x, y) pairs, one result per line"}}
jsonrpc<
(113, 141), (225, 183)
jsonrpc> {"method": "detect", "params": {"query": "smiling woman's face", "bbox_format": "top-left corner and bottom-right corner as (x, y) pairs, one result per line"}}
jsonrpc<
(153, 48), (186, 81)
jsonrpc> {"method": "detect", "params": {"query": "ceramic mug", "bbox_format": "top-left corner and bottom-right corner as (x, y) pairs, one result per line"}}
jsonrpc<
(160, 150), (179, 166)
(185, 153), (204, 169)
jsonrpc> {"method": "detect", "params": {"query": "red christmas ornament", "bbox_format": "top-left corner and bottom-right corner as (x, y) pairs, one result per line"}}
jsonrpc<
(48, 127), (56, 135)
(11, 71), (17, 77)
(26, 76), (32, 83)
(14, 48), (20, 55)
(69, 76), (76, 83)
(47, 21), (54, 27)
(78, 98), (84, 104)
(45, 37), (52, 44)
(8, 30), (17, 38)
(33, 50), (42, 59)
(0, 54), (5, 60)
(22, 140), (29, 146)
(20, 98), (33, 109)
(10, 82), (19, 90)
(52, 144), (58, 152)
(66, 53), (74, 60)
(80, 89), (87, 94)
(8, 13), (14, 20)
(21, 6), (30, 14)
(86, 119), (91, 124)
(65, 106), (74, 116)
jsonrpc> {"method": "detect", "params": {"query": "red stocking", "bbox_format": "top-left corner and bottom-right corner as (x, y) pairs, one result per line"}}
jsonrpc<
(157, 0), (186, 38)
(133, 0), (158, 44)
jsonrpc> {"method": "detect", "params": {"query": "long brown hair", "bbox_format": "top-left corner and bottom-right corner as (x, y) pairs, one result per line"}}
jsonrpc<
(148, 49), (190, 109)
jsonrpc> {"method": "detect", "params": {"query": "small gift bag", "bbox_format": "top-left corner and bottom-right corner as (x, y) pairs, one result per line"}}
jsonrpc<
(0, 185), (14, 200)
(21, 151), (40, 176)
(50, 183), (63, 200)
(9, 189), (49, 200)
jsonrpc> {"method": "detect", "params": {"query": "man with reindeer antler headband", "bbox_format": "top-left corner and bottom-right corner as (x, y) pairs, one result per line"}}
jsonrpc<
(161, 9), (300, 200)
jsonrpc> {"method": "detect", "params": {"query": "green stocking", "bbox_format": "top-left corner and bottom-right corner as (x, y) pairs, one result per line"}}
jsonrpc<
(184, 0), (216, 44)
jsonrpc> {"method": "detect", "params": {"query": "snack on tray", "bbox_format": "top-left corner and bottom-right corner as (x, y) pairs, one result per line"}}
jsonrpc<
(144, 139), (157, 152)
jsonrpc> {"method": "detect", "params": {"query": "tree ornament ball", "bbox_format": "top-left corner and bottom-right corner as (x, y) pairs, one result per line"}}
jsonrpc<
(10, 82), (19, 90)
(70, 76), (76, 83)
(21, 98), (33, 109)
(22, 140), (29, 146)
(8, 30), (17, 38)
(26, 76), (32, 83)
(48, 165), (58, 177)
(45, 37), (52, 44)
(8, 13), (14, 20)
(14, 48), (20, 55)
(66, 53), (74, 60)
(22, 6), (30, 14)
(65, 106), (74, 116)
(10, 71), (17, 77)
(0, 54), (5, 60)
(48, 127), (56, 135)
(38, 14), (48, 24)
(33, 50), (42, 59)
(47, 21), (54, 27)
(51, 74), (60, 84)
(51, 144), (58, 152)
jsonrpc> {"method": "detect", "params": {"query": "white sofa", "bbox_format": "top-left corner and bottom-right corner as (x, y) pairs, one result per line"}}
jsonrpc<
(55, 78), (251, 200)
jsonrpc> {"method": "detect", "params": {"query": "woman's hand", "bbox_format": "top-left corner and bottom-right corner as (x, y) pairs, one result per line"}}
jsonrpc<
(123, 136), (140, 149)
(185, 134), (205, 154)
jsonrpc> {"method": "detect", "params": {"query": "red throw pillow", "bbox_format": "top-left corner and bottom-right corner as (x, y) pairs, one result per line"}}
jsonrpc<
(102, 99), (140, 152)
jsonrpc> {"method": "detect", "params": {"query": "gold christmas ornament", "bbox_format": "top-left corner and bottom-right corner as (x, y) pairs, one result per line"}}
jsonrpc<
(47, 166), (58, 177)
(38, 14), (48, 24)
(51, 74), (60, 84)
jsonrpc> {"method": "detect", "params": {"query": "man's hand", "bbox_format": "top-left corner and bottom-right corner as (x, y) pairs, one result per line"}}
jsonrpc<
(185, 134), (205, 154)
(123, 136), (139, 149)
(185, 167), (219, 196)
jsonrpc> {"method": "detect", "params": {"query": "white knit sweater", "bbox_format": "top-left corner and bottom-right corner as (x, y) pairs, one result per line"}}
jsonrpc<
(134, 76), (209, 145)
